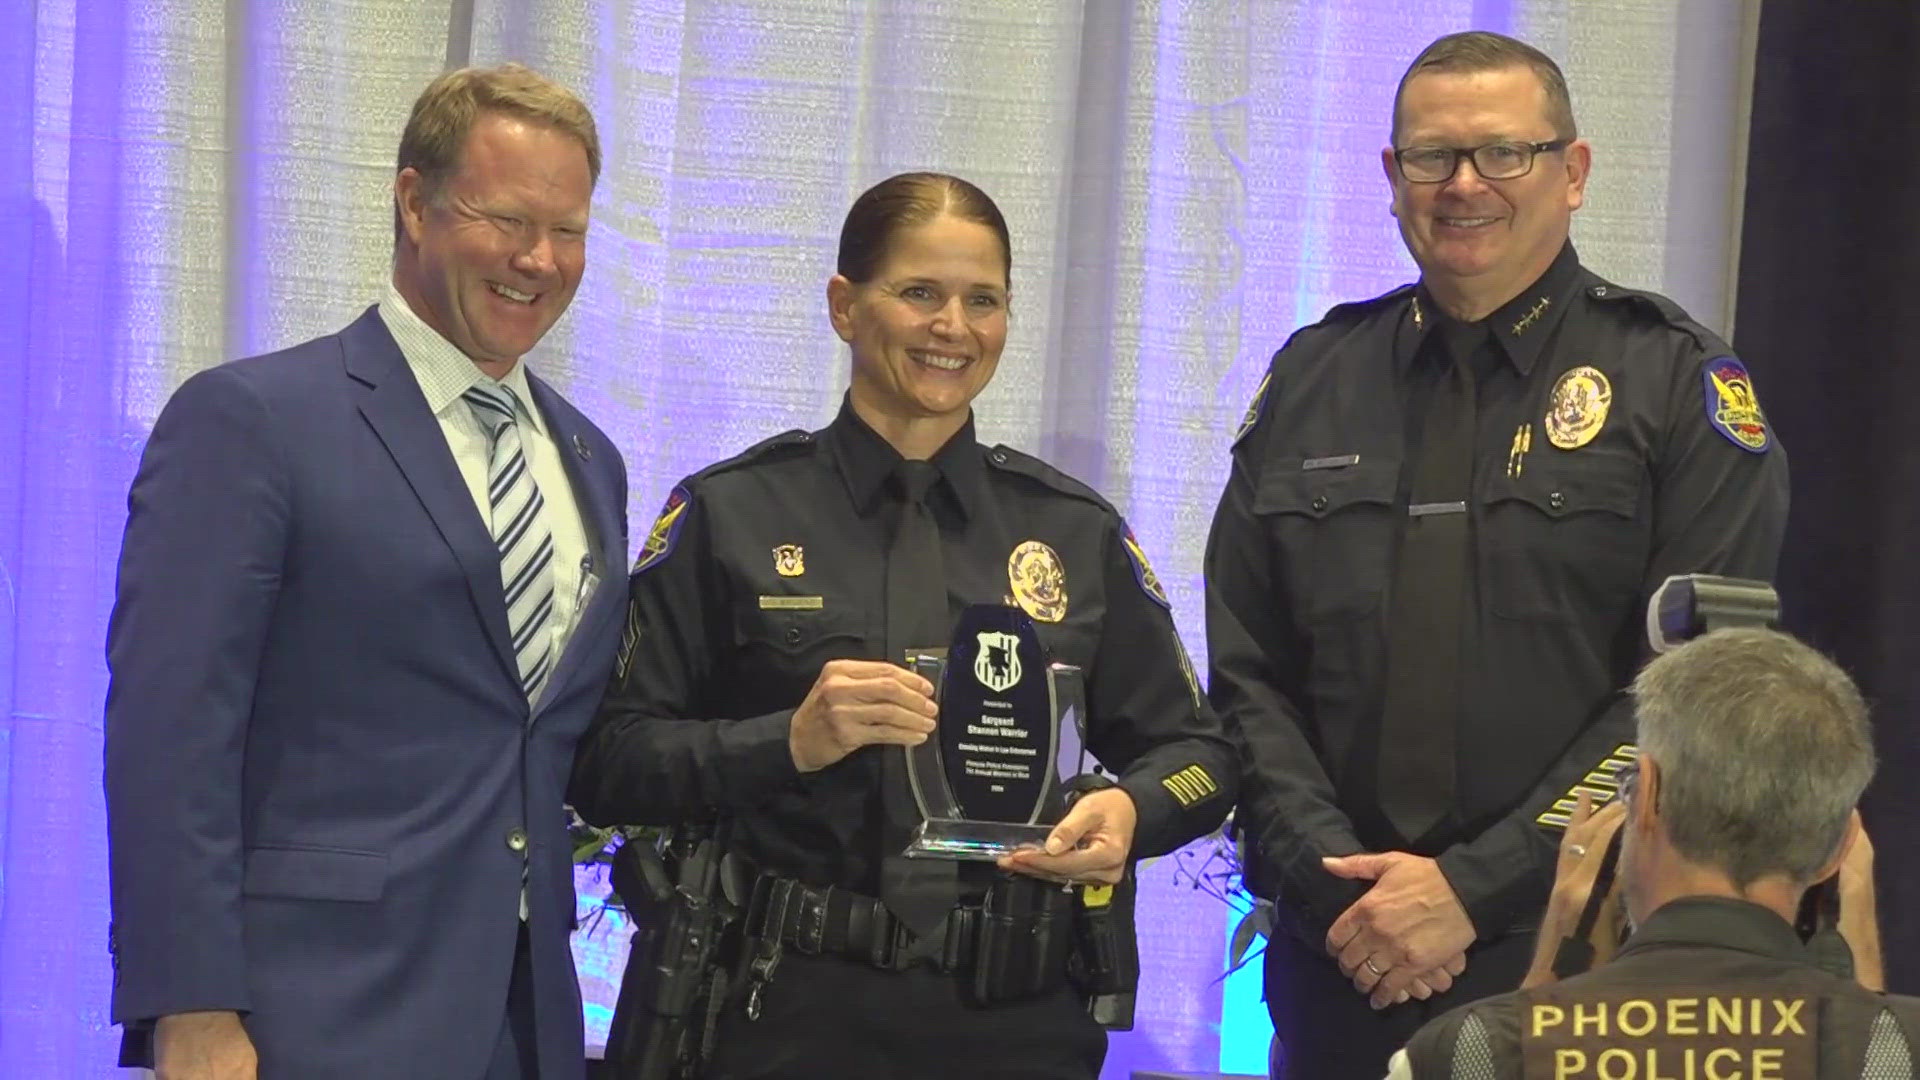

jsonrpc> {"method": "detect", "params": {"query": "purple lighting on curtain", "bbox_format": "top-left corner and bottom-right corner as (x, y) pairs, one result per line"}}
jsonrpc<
(1, 1), (149, 1074)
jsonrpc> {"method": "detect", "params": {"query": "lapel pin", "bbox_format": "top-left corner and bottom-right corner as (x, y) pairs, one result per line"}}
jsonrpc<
(573, 433), (592, 461)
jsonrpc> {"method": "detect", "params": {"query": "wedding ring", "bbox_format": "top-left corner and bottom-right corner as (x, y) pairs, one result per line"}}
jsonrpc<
(1364, 957), (1384, 977)
(1568, 843), (1588, 857)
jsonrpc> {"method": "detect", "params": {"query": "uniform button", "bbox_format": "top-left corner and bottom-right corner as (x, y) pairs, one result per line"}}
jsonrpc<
(506, 827), (529, 853)
(1549, 491), (1566, 510)
(1311, 495), (1329, 512)
(1592, 285), (1609, 298)
(991, 450), (1008, 464)
(784, 626), (804, 645)
(796, 432), (813, 443)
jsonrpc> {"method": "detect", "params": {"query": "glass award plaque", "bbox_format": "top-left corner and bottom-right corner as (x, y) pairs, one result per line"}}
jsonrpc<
(900, 603), (1085, 861)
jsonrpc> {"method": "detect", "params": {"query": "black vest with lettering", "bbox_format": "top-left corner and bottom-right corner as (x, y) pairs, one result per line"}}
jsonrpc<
(1403, 898), (1920, 1079)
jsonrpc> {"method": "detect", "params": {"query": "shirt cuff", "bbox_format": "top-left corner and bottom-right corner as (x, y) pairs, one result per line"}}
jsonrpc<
(1436, 815), (1553, 939)
(1115, 771), (1184, 858)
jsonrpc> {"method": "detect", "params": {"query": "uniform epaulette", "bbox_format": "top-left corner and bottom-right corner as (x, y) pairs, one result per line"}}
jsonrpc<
(983, 445), (1115, 516)
(1319, 282), (1417, 327)
(1582, 276), (1726, 354)
(1586, 275), (1767, 452)
(634, 429), (817, 575)
(989, 445), (1183, 613)
(1271, 282), (1417, 355)
(686, 428), (818, 484)
(1236, 283), (1416, 448)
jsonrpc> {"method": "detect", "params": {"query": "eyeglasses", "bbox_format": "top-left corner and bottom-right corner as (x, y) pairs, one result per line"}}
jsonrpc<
(1393, 139), (1571, 183)
(1617, 760), (1640, 805)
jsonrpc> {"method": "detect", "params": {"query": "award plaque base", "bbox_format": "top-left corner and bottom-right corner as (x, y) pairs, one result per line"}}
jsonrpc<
(905, 818), (1053, 861)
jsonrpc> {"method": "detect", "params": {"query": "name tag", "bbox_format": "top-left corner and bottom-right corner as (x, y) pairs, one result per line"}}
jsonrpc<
(1301, 454), (1361, 471)
(1520, 988), (1816, 1080)
(759, 595), (824, 611)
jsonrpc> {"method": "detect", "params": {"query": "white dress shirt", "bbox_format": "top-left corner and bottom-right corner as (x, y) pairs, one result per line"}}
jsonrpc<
(379, 284), (596, 922)
(377, 282), (596, 695)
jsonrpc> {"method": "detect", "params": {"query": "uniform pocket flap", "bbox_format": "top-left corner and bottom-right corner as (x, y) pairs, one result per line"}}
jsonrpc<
(731, 602), (866, 654)
(242, 845), (389, 902)
(1483, 455), (1644, 519)
(1252, 458), (1400, 518)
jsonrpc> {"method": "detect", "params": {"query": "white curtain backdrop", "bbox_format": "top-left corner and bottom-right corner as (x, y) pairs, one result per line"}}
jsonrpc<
(0, 1), (1751, 1075)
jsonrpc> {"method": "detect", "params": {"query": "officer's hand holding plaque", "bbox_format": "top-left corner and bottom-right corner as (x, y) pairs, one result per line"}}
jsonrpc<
(901, 603), (1084, 861)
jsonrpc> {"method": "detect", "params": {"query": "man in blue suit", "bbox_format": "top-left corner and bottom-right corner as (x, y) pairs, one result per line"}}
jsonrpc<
(105, 63), (627, 1080)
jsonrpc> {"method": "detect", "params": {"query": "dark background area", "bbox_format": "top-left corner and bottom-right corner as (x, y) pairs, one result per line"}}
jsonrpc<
(1736, 0), (1920, 994)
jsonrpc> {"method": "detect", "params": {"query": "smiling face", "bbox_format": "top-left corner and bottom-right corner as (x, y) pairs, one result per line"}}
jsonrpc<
(1385, 65), (1589, 313)
(393, 111), (592, 373)
(830, 212), (1010, 428)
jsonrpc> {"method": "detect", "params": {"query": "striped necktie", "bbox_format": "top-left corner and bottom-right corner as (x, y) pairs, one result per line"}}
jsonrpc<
(464, 381), (556, 704)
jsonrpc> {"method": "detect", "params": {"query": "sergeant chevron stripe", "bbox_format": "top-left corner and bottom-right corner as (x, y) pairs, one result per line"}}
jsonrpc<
(1536, 743), (1638, 829)
(1160, 764), (1220, 808)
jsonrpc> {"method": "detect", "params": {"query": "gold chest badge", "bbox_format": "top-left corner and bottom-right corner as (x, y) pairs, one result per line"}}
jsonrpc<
(1544, 366), (1613, 450)
(1007, 541), (1068, 623)
(772, 544), (805, 577)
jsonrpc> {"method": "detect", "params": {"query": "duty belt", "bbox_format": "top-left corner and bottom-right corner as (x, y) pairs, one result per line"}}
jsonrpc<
(745, 873), (977, 973)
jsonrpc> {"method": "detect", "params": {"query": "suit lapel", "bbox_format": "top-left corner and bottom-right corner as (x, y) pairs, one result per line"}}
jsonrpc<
(525, 374), (625, 717)
(341, 308), (521, 686)
(527, 375), (621, 574)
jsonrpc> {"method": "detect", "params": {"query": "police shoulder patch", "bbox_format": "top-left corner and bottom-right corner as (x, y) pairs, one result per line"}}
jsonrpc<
(1119, 521), (1172, 610)
(632, 485), (692, 574)
(1701, 357), (1770, 454)
(1232, 369), (1272, 448)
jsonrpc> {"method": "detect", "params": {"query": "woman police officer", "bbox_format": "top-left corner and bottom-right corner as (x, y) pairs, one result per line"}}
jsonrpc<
(569, 172), (1234, 1079)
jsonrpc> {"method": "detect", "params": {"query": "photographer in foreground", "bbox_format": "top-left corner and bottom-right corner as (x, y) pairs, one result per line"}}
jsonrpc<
(1388, 627), (1915, 1077)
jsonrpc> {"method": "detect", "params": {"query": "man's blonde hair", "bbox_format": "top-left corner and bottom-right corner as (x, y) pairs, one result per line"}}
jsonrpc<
(393, 62), (601, 242)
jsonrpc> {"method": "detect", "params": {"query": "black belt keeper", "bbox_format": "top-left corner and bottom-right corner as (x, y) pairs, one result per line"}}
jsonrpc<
(744, 872), (973, 973)
(740, 872), (1075, 1007)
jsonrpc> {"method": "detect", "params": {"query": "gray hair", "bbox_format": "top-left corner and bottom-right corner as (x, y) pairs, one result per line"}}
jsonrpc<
(1632, 627), (1875, 888)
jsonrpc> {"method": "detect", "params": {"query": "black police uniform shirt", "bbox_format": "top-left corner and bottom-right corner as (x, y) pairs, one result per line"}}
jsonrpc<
(1205, 242), (1790, 945)
(570, 399), (1236, 896)
(1396, 897), (1920, 1078)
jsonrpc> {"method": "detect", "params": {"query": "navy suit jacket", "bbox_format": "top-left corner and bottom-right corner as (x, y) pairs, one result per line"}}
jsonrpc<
(105, 308), (628, 1078)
